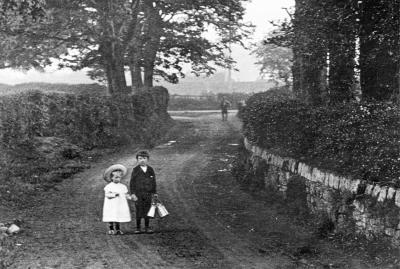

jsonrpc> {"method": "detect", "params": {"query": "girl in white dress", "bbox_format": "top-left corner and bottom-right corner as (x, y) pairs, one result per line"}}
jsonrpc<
(102, 164), (131, 235)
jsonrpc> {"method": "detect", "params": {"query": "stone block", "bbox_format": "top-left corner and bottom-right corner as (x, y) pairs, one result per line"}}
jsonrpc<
(287, 159), (295, 173)
(395, 191), (400, 208)
(318, 172), (326, 184)
(339, 177), (349, 191)
(328, 174), (335, 188)
(350, 179), (360, 194)
(365, 184), (374, 195)
(377, 187), (388, 202)
(323, 173), (331, 186)
(372, 186), (381, 198)
(387, 187), (396, 200)
(297, 162), (303, 176)
(332, 175), (340, 190)
(314, 168), (325, 183)
(301, 164), (312, 181)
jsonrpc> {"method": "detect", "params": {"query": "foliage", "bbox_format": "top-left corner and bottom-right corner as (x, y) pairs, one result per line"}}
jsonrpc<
(0, 87), (171, 150)
(252, 42), (293, 86)
(0, 86), (172, 194)
(261, 0), (399, 104)
(0, 0), (253, 93)
(241, 90), (400, 185)
(0, 0), (54, 70)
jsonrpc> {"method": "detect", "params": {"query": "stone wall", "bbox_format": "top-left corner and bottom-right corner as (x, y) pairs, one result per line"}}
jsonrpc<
(243, 138), (400, 247)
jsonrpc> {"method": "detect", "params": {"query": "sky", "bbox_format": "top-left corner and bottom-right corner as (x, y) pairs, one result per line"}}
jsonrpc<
(0, 0), (294, 85)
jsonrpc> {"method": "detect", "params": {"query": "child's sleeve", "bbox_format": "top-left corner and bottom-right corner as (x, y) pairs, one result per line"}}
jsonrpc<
(104, 185), (116, 198)
(150, 167), (157, 194)
(122, 184), (128, 194)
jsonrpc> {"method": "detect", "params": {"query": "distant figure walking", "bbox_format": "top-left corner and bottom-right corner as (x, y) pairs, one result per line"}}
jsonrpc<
(220, 96), (231, 121)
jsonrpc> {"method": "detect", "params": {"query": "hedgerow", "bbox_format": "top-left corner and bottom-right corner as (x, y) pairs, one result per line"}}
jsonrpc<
(241, 88), (400, 186)
(0, 87), (172, 187)
(0, 87), (170, 149)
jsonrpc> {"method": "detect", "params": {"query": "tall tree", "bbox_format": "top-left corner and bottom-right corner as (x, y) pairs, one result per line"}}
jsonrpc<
(359, 0), (400, 101)
(293, 0), (327, 105)
(1, 0), (252, 96)
(324, 0), (357, 103)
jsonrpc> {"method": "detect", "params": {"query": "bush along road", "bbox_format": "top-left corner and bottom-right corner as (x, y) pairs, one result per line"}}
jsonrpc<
(4, 112), (399, 269)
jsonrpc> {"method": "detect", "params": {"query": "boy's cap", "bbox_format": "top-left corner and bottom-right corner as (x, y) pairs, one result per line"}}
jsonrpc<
(136, 150), (150, 159)
(103, 164), (128, 182)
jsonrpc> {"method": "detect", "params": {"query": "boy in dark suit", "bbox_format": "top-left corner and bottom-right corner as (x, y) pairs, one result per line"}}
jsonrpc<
(130, 150), (157, 234)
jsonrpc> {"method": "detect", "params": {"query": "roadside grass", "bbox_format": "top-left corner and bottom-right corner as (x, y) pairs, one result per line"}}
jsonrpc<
(0, 118), (177, 268)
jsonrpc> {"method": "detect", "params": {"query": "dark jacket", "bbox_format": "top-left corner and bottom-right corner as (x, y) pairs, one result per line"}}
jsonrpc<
(130, 165), (157, 195)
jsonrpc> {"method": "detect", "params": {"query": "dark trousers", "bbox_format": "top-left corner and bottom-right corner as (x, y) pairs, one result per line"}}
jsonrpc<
(136, 217), (150, 229)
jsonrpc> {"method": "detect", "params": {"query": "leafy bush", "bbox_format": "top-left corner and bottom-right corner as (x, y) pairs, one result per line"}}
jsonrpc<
(241, 88), (400, 186)
(0, 88), (171, 149)
(0, 87), (172, 185)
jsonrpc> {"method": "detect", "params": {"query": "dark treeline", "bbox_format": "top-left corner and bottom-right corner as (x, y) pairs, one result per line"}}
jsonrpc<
(268, 0), (400, 105)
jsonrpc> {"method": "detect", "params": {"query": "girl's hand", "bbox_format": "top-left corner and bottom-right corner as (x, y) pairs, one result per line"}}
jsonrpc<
(131, 194), (138, 202)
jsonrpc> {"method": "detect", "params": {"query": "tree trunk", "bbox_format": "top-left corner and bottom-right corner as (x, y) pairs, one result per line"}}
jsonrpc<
(359, 0), (399, 101)
(293, 0), (326, 105)
(327, 0), (356, 103)
(98, 0), (128, 96)
(101, 42), (128, 96)
(100, 42), (129, 95)
(142, 1), (162, 88)
(130, 62), (143, 94)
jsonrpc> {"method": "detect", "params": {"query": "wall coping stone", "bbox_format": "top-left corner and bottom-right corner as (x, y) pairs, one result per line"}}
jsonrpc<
(244, 138), (400, 208)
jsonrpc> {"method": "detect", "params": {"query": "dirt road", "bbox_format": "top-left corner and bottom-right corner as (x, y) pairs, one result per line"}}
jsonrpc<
(7, 112), (397, 269)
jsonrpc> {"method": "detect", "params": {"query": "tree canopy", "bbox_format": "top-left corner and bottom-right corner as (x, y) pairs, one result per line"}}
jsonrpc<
(0, 0), (253, 95)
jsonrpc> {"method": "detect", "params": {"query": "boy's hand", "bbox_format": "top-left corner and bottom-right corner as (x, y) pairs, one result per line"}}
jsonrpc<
(152, 194), (159, 203)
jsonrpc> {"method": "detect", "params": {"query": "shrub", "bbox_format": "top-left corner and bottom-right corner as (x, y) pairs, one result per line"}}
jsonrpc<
(0, 87), (172, 185)
(241, 88), (400, 186)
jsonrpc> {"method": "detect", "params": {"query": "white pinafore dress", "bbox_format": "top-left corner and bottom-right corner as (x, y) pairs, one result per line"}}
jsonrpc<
(102, 182), (131, 222)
